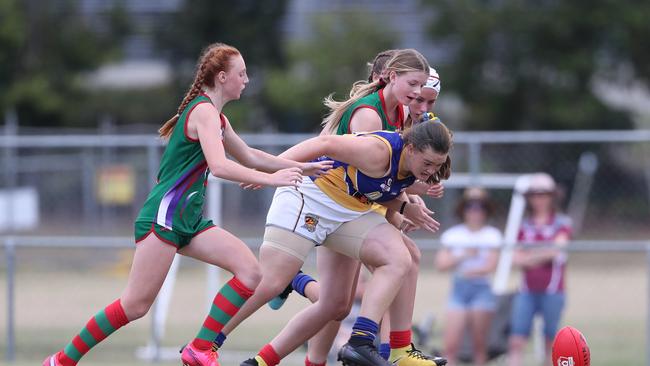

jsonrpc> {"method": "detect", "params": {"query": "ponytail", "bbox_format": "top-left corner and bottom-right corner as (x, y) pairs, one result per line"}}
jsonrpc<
(159, 68), (205, 138)
(321, 80), (382, 134)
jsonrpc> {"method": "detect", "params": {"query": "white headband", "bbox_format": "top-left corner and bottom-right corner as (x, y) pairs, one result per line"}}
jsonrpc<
(423, 67), (441, 93)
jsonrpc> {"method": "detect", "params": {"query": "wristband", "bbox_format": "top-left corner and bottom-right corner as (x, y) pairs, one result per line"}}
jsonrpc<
(399, 201), (408, 215)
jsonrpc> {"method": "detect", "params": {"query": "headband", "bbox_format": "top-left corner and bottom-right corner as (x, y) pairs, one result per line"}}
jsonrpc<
(423, 67), (441, 93)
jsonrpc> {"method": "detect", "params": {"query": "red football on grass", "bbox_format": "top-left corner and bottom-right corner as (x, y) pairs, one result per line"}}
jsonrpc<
(552, 326), (590, 366)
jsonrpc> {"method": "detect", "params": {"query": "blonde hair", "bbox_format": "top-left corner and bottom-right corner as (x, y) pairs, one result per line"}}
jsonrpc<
(159, 43), (241, 139)
(321, 49), (430, 134)
(367, 49), (398, 82)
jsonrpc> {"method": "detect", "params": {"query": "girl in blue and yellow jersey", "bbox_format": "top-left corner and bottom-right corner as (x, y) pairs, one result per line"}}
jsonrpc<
(42, 43), (331, 366)
(226, 119), (452, 366)
(212, 50), (447, 366)
(264, 53), (447, 366)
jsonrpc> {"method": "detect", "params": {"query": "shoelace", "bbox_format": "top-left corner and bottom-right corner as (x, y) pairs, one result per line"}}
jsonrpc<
(405, 347), (430, 361)
(210, 343), (220, 354)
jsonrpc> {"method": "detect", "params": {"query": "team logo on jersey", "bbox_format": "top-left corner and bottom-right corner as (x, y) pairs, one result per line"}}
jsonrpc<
(557, 357), (574, 366)
(380, 178), (393, 192)
(302, 214), (319, 232)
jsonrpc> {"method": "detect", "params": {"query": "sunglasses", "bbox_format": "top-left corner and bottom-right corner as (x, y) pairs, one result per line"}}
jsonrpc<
(464, 200), (487, 211)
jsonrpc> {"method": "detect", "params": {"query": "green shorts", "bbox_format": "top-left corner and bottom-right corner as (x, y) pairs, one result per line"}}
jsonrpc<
(134, 220), (215, 249)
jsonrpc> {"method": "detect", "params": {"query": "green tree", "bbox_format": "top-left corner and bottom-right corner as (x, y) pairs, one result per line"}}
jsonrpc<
(0, 0), (129, 127)
(423, 0), (650, 130)
(155, 0), (288, 68)
(263, 13), (397, 132)
(154, 0), (289, 129)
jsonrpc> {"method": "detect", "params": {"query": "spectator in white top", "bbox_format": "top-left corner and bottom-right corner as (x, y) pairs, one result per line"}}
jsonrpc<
(435, 187), (502, 365)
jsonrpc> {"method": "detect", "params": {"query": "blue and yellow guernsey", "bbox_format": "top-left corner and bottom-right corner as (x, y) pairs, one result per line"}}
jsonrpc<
(311, 131), (416, 212)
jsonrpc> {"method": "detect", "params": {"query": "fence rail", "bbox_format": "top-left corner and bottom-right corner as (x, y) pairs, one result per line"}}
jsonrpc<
(3, 129), (650, 364)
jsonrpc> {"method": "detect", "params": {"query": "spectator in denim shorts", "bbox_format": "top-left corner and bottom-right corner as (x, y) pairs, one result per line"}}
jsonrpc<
(436, 187), (502, 365)
(507, 173), (571, 366)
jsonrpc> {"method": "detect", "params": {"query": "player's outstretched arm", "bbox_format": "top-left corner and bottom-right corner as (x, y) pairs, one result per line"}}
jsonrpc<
(220, 115), (331, 176)
(280, 134), (388, 175)
(194, 104), (302, 187)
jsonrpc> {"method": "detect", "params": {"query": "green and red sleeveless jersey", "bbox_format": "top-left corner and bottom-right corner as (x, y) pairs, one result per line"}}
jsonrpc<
(335, 88), (404, 135)
(136, 94), (224, 233)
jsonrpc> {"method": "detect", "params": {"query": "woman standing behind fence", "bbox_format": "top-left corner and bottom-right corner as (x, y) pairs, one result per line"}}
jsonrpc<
(435, 187), (502, 365)
(507, 173), (571, 366)
(42, 42), (331, 366)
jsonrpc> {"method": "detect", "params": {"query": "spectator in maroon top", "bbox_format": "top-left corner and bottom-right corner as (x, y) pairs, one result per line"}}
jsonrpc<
(507, 173), (572, 366)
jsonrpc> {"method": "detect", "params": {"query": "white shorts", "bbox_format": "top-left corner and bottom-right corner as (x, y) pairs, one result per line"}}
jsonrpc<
(264, 179), (388, 260)
(266, 179), (367, 244)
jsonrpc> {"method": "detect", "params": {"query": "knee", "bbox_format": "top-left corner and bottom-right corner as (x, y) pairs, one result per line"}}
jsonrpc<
(235, 264), (262, 291)
(409, 244), (421, 268)
(259, 275), (293, 301)
(390, 247), (413, 278)
(402, 235), (421, 268)
(366, 240), (411, 275)
(121, 297), (152, 320)
(320, 300), (352, 321)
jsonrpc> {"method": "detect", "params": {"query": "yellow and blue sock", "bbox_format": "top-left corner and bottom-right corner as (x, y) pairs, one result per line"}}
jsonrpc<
(379, 343), (391, 360)
(348, 316), (379, 346)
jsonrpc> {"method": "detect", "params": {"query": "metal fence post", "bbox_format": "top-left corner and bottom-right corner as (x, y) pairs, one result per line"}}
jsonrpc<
(647, 244), (650, 366)
(468, 140), (482, 185)
(6, 236), (16, 362)
(206, 178), (223, 311)
(146, 141), (163, 363)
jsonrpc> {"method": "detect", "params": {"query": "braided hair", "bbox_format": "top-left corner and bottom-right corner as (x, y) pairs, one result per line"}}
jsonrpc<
(159, 43), (240, 139)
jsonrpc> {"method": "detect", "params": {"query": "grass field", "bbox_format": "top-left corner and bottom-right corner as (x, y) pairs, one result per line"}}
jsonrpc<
(0, 250), (646, 366)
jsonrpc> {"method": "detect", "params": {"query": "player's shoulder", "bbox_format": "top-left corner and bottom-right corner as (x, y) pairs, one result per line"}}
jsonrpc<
(351, 107), (383, 124)
(190, 102), (219, 123)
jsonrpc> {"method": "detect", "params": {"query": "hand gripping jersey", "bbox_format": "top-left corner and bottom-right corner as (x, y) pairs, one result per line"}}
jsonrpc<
(136, 94), (225, 234)
(336, 89), (404, 135)
(311, 130), (416, 212)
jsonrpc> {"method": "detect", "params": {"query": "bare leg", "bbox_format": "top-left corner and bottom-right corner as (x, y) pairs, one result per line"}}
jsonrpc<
(379, 313), (391, 343)
(442, 310), (467, 366)
(357, 224), (412, 322)
(306, 321), (342, 364)
(180, 226), (261, 289)
(507, 335), (528, 366)
(221, 245), (304, 335)
(469, 309), (493, 365)
(303, 279), (320, 303)
(120, 235), (178, 320)
(269, 247), (360, 357)
(544, 338), (553, 366)
(306, 255), (362, 363)
(47, 234), (176, 364)
(387, 234), (421, 331)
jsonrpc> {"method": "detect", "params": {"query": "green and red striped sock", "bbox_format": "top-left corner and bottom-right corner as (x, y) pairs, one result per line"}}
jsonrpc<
(192, 277), (254, 350)
(58, 299), (129, 366)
